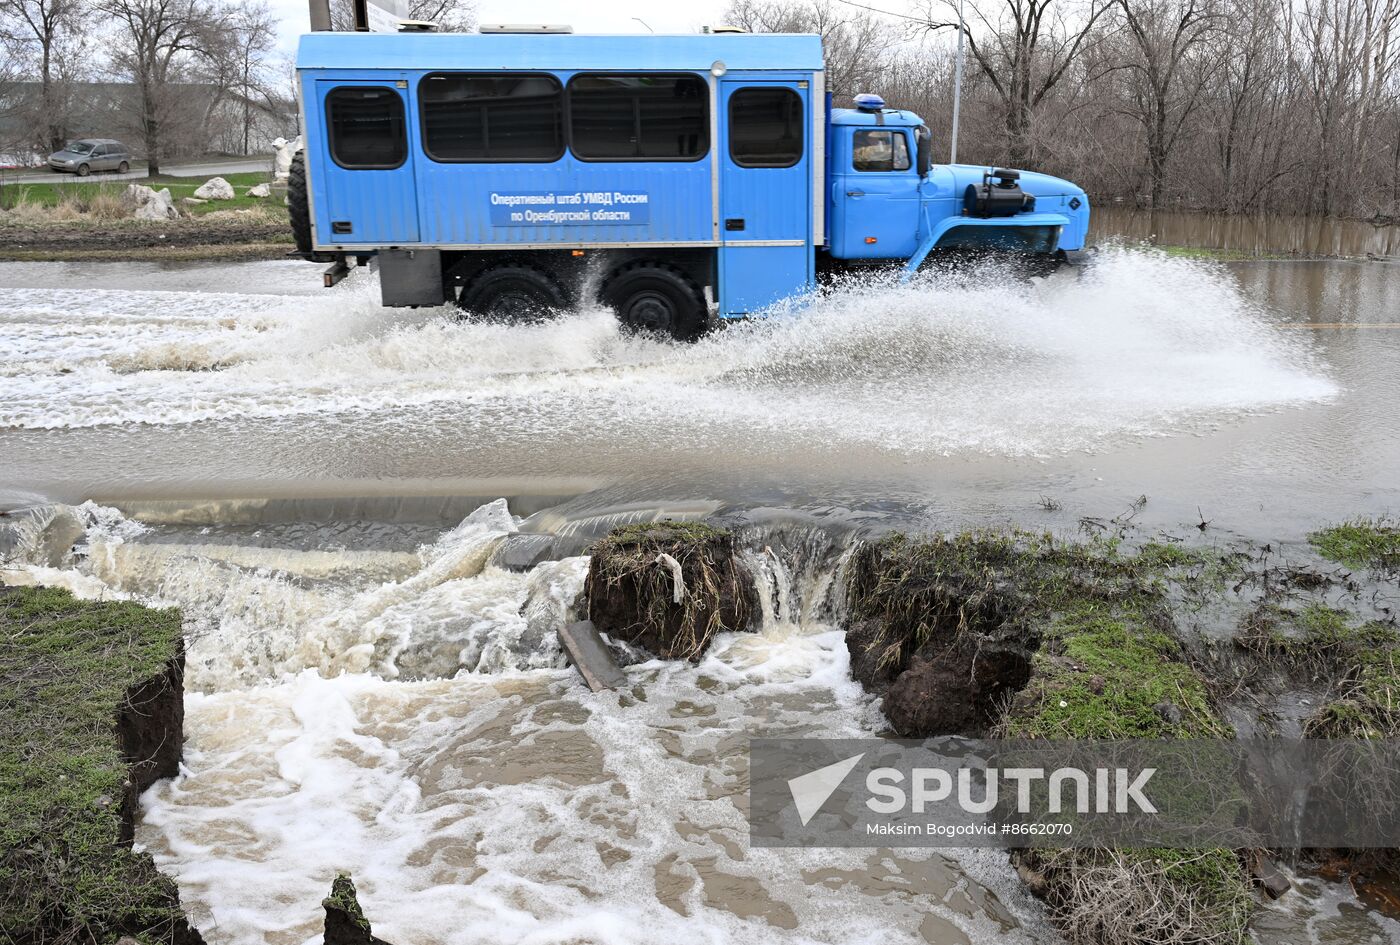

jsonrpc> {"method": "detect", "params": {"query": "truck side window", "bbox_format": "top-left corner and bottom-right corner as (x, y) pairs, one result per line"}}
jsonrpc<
(568, 74), (708, 161)
(326, 86), (406, 169)
(421, 73), (564, 162)
(729, 87), (803, 168)
(853, 129), (911, 173)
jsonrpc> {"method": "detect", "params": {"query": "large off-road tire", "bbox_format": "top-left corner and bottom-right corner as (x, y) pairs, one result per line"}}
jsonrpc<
(457, 265), (566, 322)
(287, 150), (313, 258)
(600, 262), (707, 341)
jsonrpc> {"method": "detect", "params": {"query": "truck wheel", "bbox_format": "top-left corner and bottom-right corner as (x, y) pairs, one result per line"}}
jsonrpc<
(601, 262), (706, 341)
(287, 150), (313, 257)
(458, 265), (565, 322)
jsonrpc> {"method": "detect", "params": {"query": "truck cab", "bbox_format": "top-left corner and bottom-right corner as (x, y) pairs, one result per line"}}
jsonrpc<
(289, 30), (1090, 339)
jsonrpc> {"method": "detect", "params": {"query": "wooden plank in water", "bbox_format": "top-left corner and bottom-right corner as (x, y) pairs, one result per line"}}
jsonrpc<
(1250, 853), (1292, 900)
(558, 620), (628, 692)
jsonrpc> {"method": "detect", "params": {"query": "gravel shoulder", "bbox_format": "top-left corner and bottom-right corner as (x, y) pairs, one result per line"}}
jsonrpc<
(0, 218), (295, 261)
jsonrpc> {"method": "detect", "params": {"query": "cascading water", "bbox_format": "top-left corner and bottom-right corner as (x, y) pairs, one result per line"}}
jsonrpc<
(2, 249), (1386, 943)
(1, 499), (1063, 944)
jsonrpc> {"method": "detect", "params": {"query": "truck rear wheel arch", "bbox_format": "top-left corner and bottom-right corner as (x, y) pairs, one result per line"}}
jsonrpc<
(600, 261), (708, 342)
(457, 264), (566, 322)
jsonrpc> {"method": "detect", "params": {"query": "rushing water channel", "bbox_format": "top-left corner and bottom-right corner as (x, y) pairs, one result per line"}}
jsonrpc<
(2, 250), (1399, 943)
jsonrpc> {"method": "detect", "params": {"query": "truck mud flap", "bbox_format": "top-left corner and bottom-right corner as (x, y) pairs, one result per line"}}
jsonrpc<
(377, 248), (445, 307)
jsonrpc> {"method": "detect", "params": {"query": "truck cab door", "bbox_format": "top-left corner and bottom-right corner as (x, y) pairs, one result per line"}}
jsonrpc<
(718, 79), (814, 316)
(310, 80), (419, 246)
(831, 126), (920, 259)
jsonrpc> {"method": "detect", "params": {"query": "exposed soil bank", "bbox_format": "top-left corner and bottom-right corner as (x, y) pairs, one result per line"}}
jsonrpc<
(0, 220), (293, 261)
(842, 525), (1400, 945)
(585, 521), (756, 660)
(0, 586), (203, 944)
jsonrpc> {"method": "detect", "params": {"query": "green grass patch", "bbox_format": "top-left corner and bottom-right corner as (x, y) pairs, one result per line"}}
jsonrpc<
(1157, 245), (1283, 261)
(0, 586), (190, 943)
(1309, 516), (1400, 573)
(1307, 647), (1400, 737)
(323, 873), (370, 931)
(1008, 612), (1230, 739)
(1, 172), (282, 216)
(846, 531), (1250, 944)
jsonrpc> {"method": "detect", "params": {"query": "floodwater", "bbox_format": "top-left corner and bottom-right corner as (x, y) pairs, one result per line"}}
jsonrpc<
(1094, 205), (1400, 259)
(2, 250), (1399, 943)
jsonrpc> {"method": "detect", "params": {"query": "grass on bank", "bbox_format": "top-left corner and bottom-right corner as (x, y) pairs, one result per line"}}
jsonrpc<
(0, 586), (188, 943)
(845, 531), (1252, 944)
(0, 171), (283, 219)
(1156, 245), (1291, 261)
(1309, 516), (1400, 573)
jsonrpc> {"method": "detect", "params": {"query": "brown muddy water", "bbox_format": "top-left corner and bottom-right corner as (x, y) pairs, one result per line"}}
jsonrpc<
(1094, 205), (1400, 258)
(1, 250), (1399, 943)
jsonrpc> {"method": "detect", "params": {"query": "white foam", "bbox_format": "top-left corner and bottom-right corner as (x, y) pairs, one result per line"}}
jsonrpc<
(139, 636), (1051, 945)
(2, 497), (1055, 943)
(5, 500), (549, 690)
(0, 252), (1336, 455)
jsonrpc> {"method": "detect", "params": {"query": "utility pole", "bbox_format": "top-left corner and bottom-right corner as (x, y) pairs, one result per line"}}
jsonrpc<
(308, 0), (332, 30)
(950, 0), (965, 164)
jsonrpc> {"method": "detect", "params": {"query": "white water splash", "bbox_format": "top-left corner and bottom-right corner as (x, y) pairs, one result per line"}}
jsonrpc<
(0, 251), (1336, 456)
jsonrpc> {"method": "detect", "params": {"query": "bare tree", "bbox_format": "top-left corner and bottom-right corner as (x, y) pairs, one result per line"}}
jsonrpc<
(197, 0), (278, 154)
(0, 0), (88, 152)
(1199, 0), (1297, 210)
(917, 0), (1112, 165)
(1113, 0), (1221, 206)
(1298, 0), (1400, 213)
(723, 0), (901, 97)
(101, 0), (227, 173)
(329, 0), (475, 32)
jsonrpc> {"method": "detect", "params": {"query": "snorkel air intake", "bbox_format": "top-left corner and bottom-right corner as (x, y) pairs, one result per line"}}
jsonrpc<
(963, 168), (1036, 218)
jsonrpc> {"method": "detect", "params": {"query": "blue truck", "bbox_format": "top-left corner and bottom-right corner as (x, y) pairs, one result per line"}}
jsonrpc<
(290, 29), (1090, 339)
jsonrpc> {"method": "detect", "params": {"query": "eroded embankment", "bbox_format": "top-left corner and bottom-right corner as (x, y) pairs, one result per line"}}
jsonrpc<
(5, 500), (1399, 944)
(830, 520), (1400, 945)
(0, 586), (202, 944)
(583, 516), (1400, 945)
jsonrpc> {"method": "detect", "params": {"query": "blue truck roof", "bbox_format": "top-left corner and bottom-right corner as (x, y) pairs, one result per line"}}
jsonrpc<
(295, 32), (825, 73)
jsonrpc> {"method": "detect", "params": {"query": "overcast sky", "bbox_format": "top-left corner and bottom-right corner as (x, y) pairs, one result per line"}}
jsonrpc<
(268, 0), (739, 54)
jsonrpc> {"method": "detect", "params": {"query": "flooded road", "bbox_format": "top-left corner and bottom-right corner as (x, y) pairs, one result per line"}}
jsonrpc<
(1094, 205), (1400, 259)
(2, 251), (1399, 943)
(4, 250), (1393, 538)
